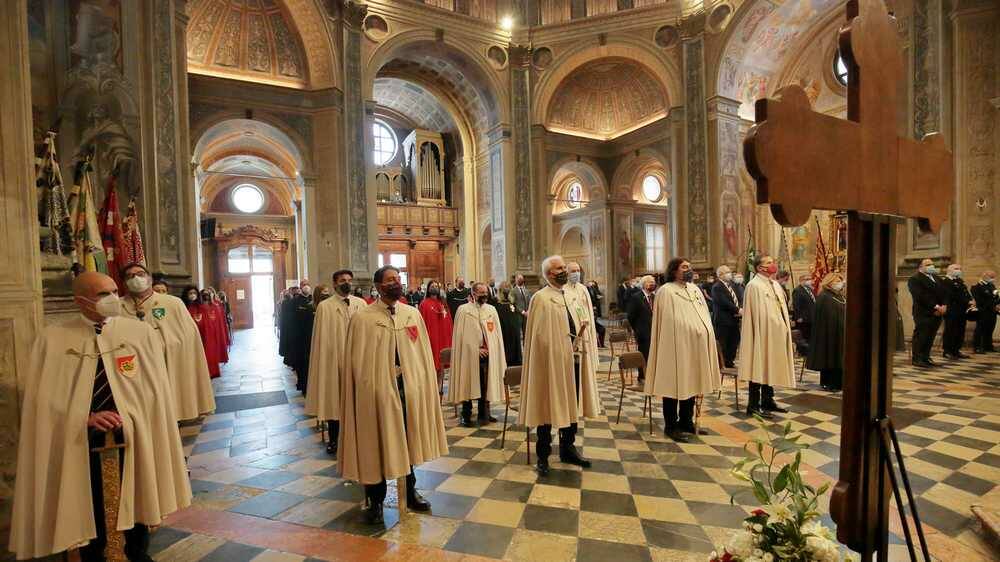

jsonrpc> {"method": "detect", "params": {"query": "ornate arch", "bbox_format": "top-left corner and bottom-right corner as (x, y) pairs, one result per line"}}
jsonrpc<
(532, 39), (681, 126)
(609, 147), (672, 201)
(547, 157), (609, 200)
(282, 0), (338, 89)
(190, 112), (312, 175)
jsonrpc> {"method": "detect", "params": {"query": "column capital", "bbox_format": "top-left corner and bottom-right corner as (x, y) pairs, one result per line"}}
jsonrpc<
(342, 0), (368, 29)
(706, 95), (741, 118)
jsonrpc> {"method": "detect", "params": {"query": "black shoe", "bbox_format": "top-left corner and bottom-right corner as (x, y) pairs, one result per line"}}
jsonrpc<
(406, 488), (431, 512)
(955, 352), (970, 359)
(326, 441), (338, 455)
(762, 403), (789, 414)
(913, 359), (933, 369)
(458, 416), (475, 428)
(479, 415), (498, 424)
(974, 348), (985, 354)
(943, 353), (958, 360)
(559, 446), (592, 468)
(926, 358), (939, 366)
(363, 502), (384, 524)
(666, 428), (689, 443)
(536, 459), (550, 476)
(746, 407), (774, 419)
(680, 424), (709, 436)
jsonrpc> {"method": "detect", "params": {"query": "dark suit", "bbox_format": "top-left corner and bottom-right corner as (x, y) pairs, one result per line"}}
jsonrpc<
(446, 287), (470, 318)
(907, 272), (946, 362)
(792, 285), (816, 341)
(942, 277), (972, 356)
(616, 284), (634, 313)
(712, 281), (742, 367)
(626, 291), (655, 380)
(588, 284), (605, 347)
(971, 281), (999, 352)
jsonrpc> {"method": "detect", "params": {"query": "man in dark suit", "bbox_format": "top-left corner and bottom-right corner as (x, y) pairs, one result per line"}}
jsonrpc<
(907, 259), (947, 368)
(446, 277), (471, 318)
(971, 270), (998, 353)
(712, 266), (743, 368)
(616, 277), (634, 314)
(792, 275), (817, 350)
(941, 264), (973, 359)
(627, 275), (657, 383)
(512, 274), (532, 334)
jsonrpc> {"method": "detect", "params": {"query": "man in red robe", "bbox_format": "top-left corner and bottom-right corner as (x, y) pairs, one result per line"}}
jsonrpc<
(185, 287), (228, 378)
(419, 280), (453, 395)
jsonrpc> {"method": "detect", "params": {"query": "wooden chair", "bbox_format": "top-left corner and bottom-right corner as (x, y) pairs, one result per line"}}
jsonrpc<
(605, 330), (630, 381)
(439, 348), (455, 416)
(500, 366), (531, 464)
(617, 351), (654, 435)
(717, 345), (739, 410)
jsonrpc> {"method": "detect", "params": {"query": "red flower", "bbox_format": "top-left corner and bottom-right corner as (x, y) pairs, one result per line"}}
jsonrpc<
(752, 509), (767, 517)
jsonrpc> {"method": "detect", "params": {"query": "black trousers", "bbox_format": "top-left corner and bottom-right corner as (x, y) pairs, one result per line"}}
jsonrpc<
(747, 382), (778, 409)
(662, 397), (695, 430)
(536, 362), (580, 462)
(461, 359), (491, 419)
(942, 315), (967, 355)
(79, 433), (149, 562)
(365, 375), (417, 504)
(820, 369), (842, 391)
(637, 336), (650, 380)
(911, 315), (942, 361)
(973, 313), (997, 351)
(716, 324), (740, 367)
(595, 321), (606, 348)
(326, 419), (339, 446)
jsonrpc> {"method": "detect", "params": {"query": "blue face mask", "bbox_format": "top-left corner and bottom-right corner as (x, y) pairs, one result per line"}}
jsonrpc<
(924, 266), (938, 275)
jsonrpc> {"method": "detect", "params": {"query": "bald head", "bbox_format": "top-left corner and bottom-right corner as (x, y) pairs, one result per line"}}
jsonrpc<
(73, 271), (120, 321)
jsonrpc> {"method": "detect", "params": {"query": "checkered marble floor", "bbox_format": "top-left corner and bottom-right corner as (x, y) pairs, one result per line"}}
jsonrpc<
(151, 328), (1000, 562)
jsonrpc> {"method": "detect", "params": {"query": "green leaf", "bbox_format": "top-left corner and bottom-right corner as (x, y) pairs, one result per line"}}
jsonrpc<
(784, 421), (792, 435)
(774, 465), (791, 493)
(816, 482), (831, 496)
(752, 481), (770, 505)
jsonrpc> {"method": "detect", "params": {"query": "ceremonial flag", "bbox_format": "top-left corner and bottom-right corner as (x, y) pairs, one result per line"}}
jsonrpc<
(37, 132), (72, 255)
(742, 227), (757, 281)
(98, 176), (127, 290)
(811, 217), (830, 295)
(122, 197), (146, 266)
(67, 159), (108, 274)
(777, 228), (792, 276)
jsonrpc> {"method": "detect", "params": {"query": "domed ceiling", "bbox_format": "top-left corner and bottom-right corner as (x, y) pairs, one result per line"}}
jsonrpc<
(546, 58), (668, 140)
(186, 0), (308, 87)
(373, 78), (458, 134)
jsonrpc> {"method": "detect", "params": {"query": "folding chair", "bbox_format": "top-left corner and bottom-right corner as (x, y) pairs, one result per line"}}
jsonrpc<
(791, 329), (809, 382)
(617, 352), (653, 435)
(716, 345), (739, 410)
(500, 366), (531, 464)
(605, 330), (630, 381)
(439, 348), (455, 416)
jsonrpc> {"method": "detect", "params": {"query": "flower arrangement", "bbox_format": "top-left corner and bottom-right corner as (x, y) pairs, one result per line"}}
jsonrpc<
(710, 416), (859, 562)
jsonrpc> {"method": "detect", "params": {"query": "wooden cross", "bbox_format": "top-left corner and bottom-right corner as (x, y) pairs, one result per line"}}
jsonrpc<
(743, 0), (954, 559)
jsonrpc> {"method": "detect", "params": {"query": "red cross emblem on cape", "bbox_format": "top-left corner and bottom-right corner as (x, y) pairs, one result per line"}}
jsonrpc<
(116, 355), (137, 376)
(486, 320), (495, 333)
(406, 326), (419, 342)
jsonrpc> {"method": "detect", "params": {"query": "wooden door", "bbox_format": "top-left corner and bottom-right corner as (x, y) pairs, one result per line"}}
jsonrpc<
(223, 277), (253, 329)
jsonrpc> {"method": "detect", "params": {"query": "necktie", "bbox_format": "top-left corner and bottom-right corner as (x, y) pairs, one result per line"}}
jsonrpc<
(646, 293), (652, 310)
(725, 282), (737, 304)
(91, 324), (117, 413)
(388, 305), (400, 367)
(562, 291), (577, 339)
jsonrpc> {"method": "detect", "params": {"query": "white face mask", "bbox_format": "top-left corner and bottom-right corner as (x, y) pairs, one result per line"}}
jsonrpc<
(82, 294), (122, 318)
(568, 272), (581, 284)
(733, 276), (744, 284)
(126, 275), (150, 293)
(721, 273), (733, 282)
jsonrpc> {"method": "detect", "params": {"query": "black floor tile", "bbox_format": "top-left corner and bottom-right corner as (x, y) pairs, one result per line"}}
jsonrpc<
(191, 438), (232, 455)
(413, 469), (451, 492)
(685, 454), (735, 469)
(576, 538), (653, 562)
(448, 446), (483, 459)
(423, 491), (478, 519)
(913, 449), (967, 470)
(914, 498), (972, 537)
(456, 460), (505, 478)
(538, 468), (583, 488)
(323, 506), (400, 537)
(640, 519), (714, 552)
(588, 460), (626, 475)
(201, 420), (235, 432)
(620, 450), (657, 463)
(443, 521), (515, 559)
(148, 527), (191, 556)
(483, 479), (536, 503)
(943, 433), (994, 451)
(229, 440), (269, 458)
(685, 500), (749, 528)
(580, 490), (637, 516)
(190, 479), (226, 495)
(229, 491), (306, 518)
(662, 465), (714, 483)
(215, 391), (289, 414)
(237, 470), (303, 490)
(629, 477), (680, 499)
(317, 482), (365, 502)
(199, 542), (266, 562)
(521, 504), (579, 536)
(943, 471), (996, 496)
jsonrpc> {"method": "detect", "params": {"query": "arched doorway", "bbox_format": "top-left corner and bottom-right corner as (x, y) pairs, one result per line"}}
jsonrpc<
(210, 225), (288, 329)
(558, 227), (591, 277)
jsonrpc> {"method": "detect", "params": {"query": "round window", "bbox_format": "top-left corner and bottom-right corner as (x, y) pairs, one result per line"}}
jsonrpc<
(567, 182), (582, 209)
(372, 120), (398, 166)
(642, 175), (663, 202)
(232, 184), (264, 213)
(834, 51), (849, 86)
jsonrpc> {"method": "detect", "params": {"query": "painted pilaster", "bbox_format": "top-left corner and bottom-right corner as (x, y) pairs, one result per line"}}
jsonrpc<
(510, 44), (535, 274)
(951, 1), (1000, 274)
(706, 95), (742, 267)
(0, 0), (43, 537)
(683, 36), (710, 266)
(669, 107), (686, 257)
(341, 1), (373, 276)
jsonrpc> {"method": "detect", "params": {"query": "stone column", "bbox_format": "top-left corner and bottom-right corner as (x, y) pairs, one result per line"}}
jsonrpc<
(341, 1), (374, 276)
(706, 95), (742, 267)
(951, 1), (999, 274)
(682, 36), (710, 267)
(669, 106), (686, 256)
(0, 0), (43, 537)
(510, 45), (535, 274)
(486, 126), (511, 281)
(301, 175), (320, 283)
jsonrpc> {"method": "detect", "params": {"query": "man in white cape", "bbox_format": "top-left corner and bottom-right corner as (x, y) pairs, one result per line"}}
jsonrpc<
(10, 272), (191, 561)
(519, 255), (601, 476)
(566, 262), (601, 388)
(305, 269), (366, 454)
(738, 254), (795, 418)
(644, 258), (720, 442)
(120, 262), (216, 421)
(450, 282), (506, 427)
(338, 265), (448, 525)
